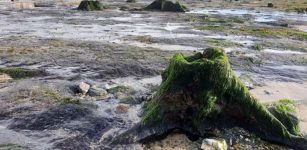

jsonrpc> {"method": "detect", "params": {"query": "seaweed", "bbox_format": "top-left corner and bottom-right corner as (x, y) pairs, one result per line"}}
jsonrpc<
(77, 0), (103, 11)
(145, 0), (187, 12)
(141, 48), (306, 149)
(0, 67), (46, 79)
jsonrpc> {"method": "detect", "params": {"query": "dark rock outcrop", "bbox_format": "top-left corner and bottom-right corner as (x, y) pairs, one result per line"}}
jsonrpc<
(144, 0), (187, 12)
(77, 0), (104, 11)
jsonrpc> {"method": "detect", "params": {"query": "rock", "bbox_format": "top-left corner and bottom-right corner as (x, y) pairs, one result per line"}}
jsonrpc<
(145, 0), (187, 12)
(107, 85), (136, 100)
(201, 139), (227, 150)
(0, 73), (12, 82)
(77, 0), (104, 11)
(34, 2), (55, 7)
(78, 82), (90, 94)
(268, 3), (274, 8)
(88, 87), (108, 98)
(264, 90), (271, 95)
(12, 2), (34, 9)
(115, 104), (129, 114)
(126, 0), (136, 3)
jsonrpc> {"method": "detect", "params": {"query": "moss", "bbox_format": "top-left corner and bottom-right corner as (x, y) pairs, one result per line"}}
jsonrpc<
(141, 48), (304, 148)
(145, 0), (187, 12)
(0, 67), (46, 79)
(252, 44), (264, 51)
(195, 25), (307, 40)
(204, 38), (243, 48)
(267, 99), (300, 136)
(30, 85), (79, 105)
(239, 27), (307, 40)
(0, 144), (29, 150)
(107, 85), (135, 95)
(77, 0), (103, 11)
(62, 97), (81, 105)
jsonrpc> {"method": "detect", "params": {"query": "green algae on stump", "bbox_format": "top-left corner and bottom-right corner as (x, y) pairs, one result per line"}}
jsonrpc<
(140, 48), (306, 149)
(145, 0), (187, 12)
(77, 0), (104, 11)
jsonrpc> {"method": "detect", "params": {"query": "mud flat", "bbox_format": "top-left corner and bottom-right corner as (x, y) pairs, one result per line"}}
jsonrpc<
(0, 0), (306, 149)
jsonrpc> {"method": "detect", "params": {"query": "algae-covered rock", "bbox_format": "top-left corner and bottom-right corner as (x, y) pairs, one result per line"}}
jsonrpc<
(127, 0), (136, 3)
(145, 0), (187, 12)
(113, 48), (306, 150)
(77, 0), (103, 11)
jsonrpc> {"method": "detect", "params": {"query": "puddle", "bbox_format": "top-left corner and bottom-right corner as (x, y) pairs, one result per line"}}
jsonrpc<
(188, 8), (307, 22)
(263, 49), (306, 54)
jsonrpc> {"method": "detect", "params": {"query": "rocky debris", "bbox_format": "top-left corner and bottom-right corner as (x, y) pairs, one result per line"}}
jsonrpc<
(215, 126), (292, 149)
(144, 133), (201, 150)
(77, 0), (104, 11)
(115, 104), (129, 114)
(201, 139), (227, 150)
(78, 82), (91, 95)
(145, 0), (187, 12)
(268, 3), (274, 8)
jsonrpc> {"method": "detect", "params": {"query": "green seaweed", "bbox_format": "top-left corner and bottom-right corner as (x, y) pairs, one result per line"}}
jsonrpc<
(107, 85), (135, 95)
(77, 0), (104, 11)
(141, 48), (305, 148)
(0, 144), (29, 150)
(267, 99), (300, 135)
(0, 67), (46, 79)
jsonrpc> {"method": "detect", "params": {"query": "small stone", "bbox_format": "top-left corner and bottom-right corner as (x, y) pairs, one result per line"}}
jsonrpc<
(267, 3), (273, 8)
(78, 82), (90, 94)
(201, 139), (227, 150)
(264, 90), (271, 95)
(0, 73), (12, 82)
(88, 87), (108, 98)
(115, 104), (129, 113)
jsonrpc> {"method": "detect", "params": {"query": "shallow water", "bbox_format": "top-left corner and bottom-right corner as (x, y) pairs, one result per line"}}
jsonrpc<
(188, 8), (307, 22)
(263, 49), (306, 54)
(0, 10), (199, 51)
